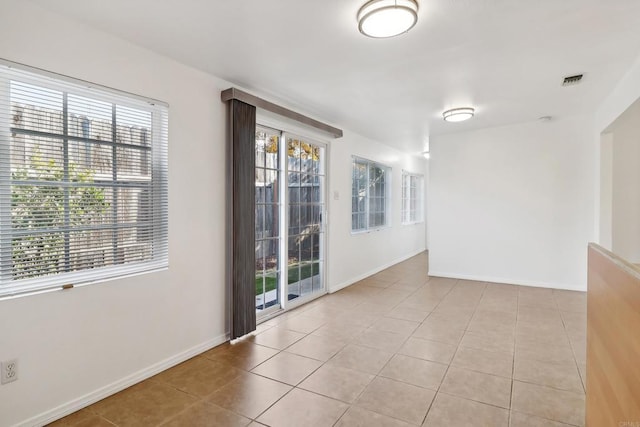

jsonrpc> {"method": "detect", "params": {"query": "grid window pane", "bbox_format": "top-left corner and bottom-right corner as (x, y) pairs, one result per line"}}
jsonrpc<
(1, 67), (168, 297)
(351, 158), (390, 232)
(402, 172), (424, 225)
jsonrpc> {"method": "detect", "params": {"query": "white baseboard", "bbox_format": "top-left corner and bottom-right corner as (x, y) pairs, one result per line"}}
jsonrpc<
(18, 332), (230, 427)
(427, 271), (586, 292)
(329, 248), (427, 293)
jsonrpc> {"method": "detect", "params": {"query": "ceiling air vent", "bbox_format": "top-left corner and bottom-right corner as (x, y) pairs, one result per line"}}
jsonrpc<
(562, 74), (584, 86)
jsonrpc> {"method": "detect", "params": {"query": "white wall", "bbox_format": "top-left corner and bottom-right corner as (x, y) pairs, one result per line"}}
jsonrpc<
(425, 161), (430, 249)
(596, 52), (640, 260)
(597, 53), (640, 134)
(328, 132), (427, 292)
(429, 115), (597, 290)
(599, 132), (613, 249)
(0, 2), (425, 425)
(601, 100), (640, 263)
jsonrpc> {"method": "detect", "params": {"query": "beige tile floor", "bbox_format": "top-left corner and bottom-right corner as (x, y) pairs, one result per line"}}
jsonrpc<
(49, 252), (587, 427)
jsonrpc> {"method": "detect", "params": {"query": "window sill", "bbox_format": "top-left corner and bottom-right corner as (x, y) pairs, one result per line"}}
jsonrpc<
(401, 221), (425, 226)
(350, 225), (391, 235)
(0, 265), (169, 301)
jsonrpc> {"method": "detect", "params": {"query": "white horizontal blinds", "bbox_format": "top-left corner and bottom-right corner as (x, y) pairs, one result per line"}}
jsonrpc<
(0, 62), (168, 298)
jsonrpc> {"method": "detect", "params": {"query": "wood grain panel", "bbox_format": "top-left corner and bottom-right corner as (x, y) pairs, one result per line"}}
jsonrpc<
(230, 99), (256, 339)
(587, 243), (640, 426)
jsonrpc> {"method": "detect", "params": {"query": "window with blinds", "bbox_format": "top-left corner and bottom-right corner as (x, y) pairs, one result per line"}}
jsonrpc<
(401, 171), (423, 225)
(0, 61), (168, 298)
(352, 157), (390, 232)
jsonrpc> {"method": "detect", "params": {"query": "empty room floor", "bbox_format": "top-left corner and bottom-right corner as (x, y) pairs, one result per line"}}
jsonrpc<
(49, 252), (587, 427)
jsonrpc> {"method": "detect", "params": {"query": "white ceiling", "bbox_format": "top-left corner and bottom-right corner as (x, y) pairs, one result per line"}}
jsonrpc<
(29, 0), (640, 153)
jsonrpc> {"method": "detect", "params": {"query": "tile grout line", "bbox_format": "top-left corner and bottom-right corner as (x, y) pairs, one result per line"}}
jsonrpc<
(333, 268), (426, 427)
(432, 281), (516, 415)
(556, 295), (587, 395)
(335, 274), (452, 426)
(510, 290), (586, 426)
(252, 278), (413, 426)
(418, 277), (464, 426)
(509, 286), (520, 426)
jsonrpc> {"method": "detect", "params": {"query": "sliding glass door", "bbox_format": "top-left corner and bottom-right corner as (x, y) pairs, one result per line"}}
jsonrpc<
(255, 126), (326, 317)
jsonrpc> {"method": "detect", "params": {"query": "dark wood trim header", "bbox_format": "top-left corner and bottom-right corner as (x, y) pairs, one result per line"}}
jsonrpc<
(221, 87), (343, 138)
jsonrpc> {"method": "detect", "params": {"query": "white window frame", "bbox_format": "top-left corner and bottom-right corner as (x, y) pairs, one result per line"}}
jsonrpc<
(351, 156), (391, 233)
(0, 60), (169, 299)
(401, 171), (424, 225)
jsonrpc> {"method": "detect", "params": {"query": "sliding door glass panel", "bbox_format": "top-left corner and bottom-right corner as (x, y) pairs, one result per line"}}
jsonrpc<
(286, 136), (325, 302)
(255, 127), (281, 312)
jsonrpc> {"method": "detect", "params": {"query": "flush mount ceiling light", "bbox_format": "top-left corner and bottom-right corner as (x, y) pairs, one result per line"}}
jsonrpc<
(357, 0), (419, 38)
(442, 107), (475, 123)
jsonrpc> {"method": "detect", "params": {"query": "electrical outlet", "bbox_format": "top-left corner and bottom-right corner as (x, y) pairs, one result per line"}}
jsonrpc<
(1, 359), (18, 384)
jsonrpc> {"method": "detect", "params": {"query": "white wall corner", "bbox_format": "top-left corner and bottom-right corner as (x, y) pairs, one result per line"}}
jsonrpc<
(329, 247), (427, 293)
(18, 333), (229, 427)
(427, 271), (586, 292)
(597, 52), (640, 133)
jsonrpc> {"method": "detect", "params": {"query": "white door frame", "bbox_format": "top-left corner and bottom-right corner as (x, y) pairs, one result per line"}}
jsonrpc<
(255, 114), (330, 322)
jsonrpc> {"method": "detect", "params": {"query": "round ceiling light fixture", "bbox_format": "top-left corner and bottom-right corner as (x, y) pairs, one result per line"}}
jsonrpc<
(357, 0), (419, 38)
(443, 107), (475, 122)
